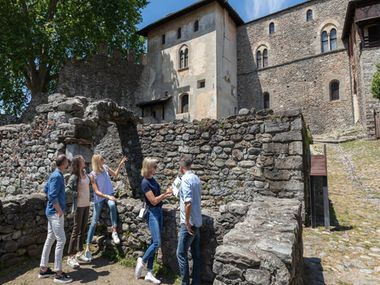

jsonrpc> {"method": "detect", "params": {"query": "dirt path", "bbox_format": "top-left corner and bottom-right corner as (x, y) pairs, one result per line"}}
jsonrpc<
(0, 257), (178, 285)
(304, 140), (380, 285)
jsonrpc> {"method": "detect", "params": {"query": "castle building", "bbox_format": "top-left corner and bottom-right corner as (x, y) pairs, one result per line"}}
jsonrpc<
(137, 0), (380, 135)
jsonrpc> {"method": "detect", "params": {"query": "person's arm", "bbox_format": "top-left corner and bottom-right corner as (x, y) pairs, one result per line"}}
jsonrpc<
(144, 188), (173, 206)
(49, 175), (64, 217)
(90, 175), (116, 201)
(182, 178), (194, 235)
(65, 175), (78, 197)
(107, 157), (128, 177)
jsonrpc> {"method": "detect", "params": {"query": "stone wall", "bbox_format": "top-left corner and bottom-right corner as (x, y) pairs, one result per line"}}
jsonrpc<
(0, 95), (309, 284)
(237, 0), (354, 134)
(0, 94), (138, 197)
(0, 194), (75, 268)
(359, 48), (380, 137)
(213, 197), (303, 285)
(57, 54), (145, 114)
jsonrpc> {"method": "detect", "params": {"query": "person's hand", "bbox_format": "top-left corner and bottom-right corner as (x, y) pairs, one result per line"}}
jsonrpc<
(165, 187), (173, 197)
(120, 156), (128, 165)
(107, 195), (117, 201)
(57, 209), (64, 217)
(186, 222), (194, 235)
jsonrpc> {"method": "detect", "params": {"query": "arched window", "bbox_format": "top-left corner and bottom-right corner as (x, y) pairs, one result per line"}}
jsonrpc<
(330, 80), (340, 101)
(263, 49), (268, 68)
(306, 9), (313, 21)
(330, 28), (337, 50)
(269, 22), (275, 34)
(180, 94), (189, 113)
(256, 50), (262, 69)
(321, 31), (328, 53)
(177, 27), (182, 39)
(194, 20), (199, 32)
(179, 45), (189, 69)
(263, 92), (270, 109)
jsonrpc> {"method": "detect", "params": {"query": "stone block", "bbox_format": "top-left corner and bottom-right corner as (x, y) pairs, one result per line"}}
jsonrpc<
(264, 121), (290, 133)
(66, 144), (93, 163)
(245, 269), (271, 285)
(275, 156), (303, 170)
(272, 131), (302, 142)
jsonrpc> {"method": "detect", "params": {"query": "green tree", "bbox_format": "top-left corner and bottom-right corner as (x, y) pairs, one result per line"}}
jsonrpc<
(0, 0), (147, 116)
(372, 63), (380, 100)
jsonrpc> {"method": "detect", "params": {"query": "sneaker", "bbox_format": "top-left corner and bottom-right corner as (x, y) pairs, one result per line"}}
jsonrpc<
(112, 231), (120, 245)
(54, 272), (73, 284)
(38, 267), (55, 279)
(67, 256), (80, 269)
(84, 249), (93, 261)
(76, 252), (90, 263)
(144, 272), (161, 284)
(135, 257), (144, 279)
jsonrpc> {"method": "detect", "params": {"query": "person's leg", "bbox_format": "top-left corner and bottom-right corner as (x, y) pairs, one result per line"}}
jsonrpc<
(68, 209), (81, 256)
(86, 201), (104, 245)
(190, 227), (201, 285)
(50, 214), (66, 273)
(176, 224), (194, 285)
(78, 207), (90, 253)
(40, 217), (56, 269)
(142, 209), (161, 271)
(107, 199), (117, 229)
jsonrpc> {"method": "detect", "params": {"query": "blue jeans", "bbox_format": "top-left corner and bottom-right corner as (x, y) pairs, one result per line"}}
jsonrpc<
(176, 224), (201, 285)
(142, 207), (163, 270)
(86, 199), (117, 244)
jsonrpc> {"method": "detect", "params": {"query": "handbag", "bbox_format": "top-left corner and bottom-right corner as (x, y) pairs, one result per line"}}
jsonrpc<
(138, 201), (148, 219)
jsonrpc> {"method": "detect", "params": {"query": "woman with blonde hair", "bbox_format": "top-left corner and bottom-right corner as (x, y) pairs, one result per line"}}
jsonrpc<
(84, 154), (127, 260)
(135, 157), (173, 284)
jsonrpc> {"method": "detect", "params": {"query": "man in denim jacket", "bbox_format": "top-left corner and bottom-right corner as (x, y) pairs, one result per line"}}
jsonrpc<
(38, 154), (73, 284)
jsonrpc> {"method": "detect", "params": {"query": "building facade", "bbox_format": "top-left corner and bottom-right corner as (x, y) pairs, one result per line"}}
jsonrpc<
(137, 0), (380, 135)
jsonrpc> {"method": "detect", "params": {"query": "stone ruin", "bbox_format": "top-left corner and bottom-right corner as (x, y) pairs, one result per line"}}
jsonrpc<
(0, 94), (310, 285)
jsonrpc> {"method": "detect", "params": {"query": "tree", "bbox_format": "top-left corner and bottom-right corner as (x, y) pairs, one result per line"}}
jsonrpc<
(372, 63), (380, 100)
(0, 0), (148, 116)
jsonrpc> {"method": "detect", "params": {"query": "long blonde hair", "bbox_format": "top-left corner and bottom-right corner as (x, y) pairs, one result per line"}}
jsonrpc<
(141, 157), (158, 178)
(92, 154), (104, 174)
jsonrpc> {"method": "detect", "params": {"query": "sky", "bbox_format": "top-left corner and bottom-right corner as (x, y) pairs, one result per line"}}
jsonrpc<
(138, 0), (307, 29)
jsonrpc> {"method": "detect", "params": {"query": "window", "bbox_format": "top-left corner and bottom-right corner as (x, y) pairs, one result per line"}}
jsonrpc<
(321, 26), (338, 53)
(368, 24), (380, 44)
(256, 50), (262, 69)
(263, 49), (268, 68)
(321, 31), (328, 53)
(330, 28), (337, 50)
(263, 92), (270, 109)
(269, 22), (275, 34)
(306, 9), (313, 21)
(179, 45), (189, 69)
(180, 94), (189, 113)
(197, 79), (205, 88)
(330, 80), (340, 101)
(177, 27), (182, 39)
(194, 20), (199, 32)
(161, 34), (166, 45)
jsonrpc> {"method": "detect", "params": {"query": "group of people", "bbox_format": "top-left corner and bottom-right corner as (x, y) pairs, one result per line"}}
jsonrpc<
(38, 153), (202, 285)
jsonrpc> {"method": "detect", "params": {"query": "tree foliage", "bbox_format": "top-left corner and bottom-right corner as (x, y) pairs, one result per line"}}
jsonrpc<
(372, 63), (380, 100)
(0, 0), (148, 115)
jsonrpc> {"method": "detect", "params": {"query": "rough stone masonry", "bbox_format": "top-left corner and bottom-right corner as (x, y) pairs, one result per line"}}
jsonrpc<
(0, 94), (309, 284)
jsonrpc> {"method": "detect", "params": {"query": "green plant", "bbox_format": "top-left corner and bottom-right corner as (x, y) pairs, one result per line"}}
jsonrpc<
(372, 63), (380, 100)
(0, 0), (148, 115)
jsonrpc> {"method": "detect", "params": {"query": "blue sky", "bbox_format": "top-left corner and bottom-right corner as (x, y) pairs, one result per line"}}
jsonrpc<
(138, 0), (307, 29)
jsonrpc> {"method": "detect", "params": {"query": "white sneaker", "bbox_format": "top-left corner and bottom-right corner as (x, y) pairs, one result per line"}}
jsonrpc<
(84, 249), (92, 262)
(144, 272), (161, 284)
(112, 231), (120, 244)
(135, 257), (144, 279)
(67, 256), (80, 269)
(76, 252), (90, 263)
